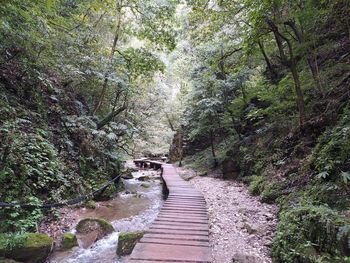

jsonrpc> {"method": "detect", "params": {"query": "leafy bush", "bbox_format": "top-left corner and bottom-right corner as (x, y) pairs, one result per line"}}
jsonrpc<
(247, 176), (266, 195)
(0, 233), (28, 250)
(0, 124), (68, 200)
(0, 197), (44, 233)
(311, 107), (350, 184)
(261, 181), (285, 203)
(272, 205), (350, 263)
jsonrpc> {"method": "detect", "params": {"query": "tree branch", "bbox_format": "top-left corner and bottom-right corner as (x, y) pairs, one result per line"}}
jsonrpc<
(97, 104), (127, 130)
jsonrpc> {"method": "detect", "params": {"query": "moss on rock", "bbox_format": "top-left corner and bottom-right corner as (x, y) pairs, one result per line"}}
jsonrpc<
(76, 218), (114, 238)
(138, 176), (150, 181)
(117, 231), (144, 256)
(121, 168), (136, 179)
(0, 233), (53, 263)
(61, 233), (78, 250)
(85, 200), (96, 209)
(140, 183), (150, 188)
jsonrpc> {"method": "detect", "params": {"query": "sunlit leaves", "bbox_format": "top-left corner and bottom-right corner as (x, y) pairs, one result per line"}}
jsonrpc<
(123, 48), (165, 80)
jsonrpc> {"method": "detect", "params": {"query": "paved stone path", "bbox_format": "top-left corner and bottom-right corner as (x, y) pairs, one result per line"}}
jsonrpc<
(128, 163), (211, 263)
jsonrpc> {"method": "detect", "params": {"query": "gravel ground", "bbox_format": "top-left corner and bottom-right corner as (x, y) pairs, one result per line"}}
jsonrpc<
(177, 168), (278, 263)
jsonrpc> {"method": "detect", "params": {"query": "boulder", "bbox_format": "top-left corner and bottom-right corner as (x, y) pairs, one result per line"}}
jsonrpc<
(76, 218), (114, 239)
(60, 233), (78, 250)
(121, 168), (137, 179)
(243, 223), (257, 235)
(199, 171), (208, 177)
(0, 233), (53, 263)
(137, 176), (150, 181)
(221, 157), (240, 179)
(121, 173), (133, 180)
(85, 200), (96, 209)
(117, 231), (144, 256)
(140, 183), (150, 188)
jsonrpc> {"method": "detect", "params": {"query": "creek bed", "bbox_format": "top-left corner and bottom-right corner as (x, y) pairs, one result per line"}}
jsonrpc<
(47, 165), (163, 263)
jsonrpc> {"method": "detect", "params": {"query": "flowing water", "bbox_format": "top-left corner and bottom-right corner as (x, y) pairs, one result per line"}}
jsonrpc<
(47, 166), (163, 263)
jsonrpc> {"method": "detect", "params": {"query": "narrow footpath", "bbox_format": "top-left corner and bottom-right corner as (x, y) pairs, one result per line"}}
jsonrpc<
(129, 164), (211, 263)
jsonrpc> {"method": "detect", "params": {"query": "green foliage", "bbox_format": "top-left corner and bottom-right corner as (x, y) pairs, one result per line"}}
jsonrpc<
(0, 124), (67, 199)
(0, 197), (44, 233)
(0, 233), (53, 263)
(176, 1), (350, 262)
(0, 233), (28, 251)
(85, 200), (96, 209)
(311, 107), (350, 184)
(61, 233), (78, 250)
(247, 176), (266, 195)
(124, 48), (165, 80)
(0, 0), (180, 234)
(272, 205), (350, 263)
(261, 181), (286, 204)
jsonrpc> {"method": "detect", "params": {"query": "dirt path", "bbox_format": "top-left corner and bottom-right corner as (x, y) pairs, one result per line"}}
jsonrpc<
(177, 168), (278, 263)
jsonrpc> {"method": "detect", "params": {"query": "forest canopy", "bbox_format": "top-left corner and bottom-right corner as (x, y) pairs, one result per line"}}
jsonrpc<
(0, 0), (350, 263)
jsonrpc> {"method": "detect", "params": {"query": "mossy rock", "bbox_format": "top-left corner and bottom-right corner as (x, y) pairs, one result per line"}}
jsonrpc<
(198, 171), (208, 177)
(121, 168), (136, 179)
(0, 233), (53, 263)
(61, 233), (78, 250)
(138, 176), (151, 181)
(117, 231), (144, 256)
(85, 200), (96, 209)
(121, 173), (133, 180)
(76, 218), (114, 240)
(140, 183), (150, 188)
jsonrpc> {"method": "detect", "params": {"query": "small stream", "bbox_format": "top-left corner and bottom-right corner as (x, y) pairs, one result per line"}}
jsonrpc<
(47, 165), (163, 263)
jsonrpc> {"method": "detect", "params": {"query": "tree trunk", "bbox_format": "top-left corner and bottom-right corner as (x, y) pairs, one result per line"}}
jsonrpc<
(290, 63), (306, 125)
(93, 7), (123, 115)
(285, 20), (323, 95)
(258, 40), (278, 82)
(210, 130), (218, 168)
(306, 52), (323, 96)
(165, 113), (176, 131)
(178, 127), (184, 167)
(266, 18), (306, 126)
